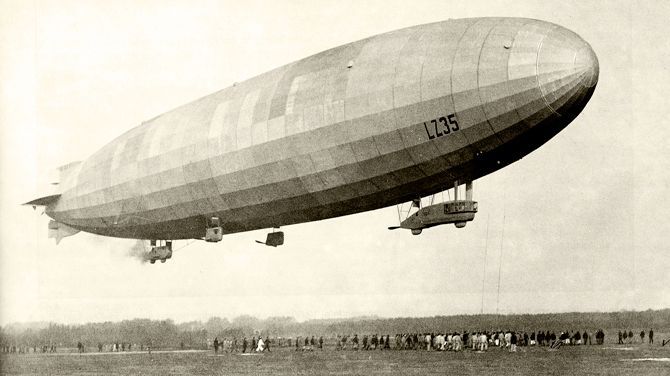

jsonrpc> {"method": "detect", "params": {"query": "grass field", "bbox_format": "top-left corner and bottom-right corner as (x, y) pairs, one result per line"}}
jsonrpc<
(1, 343), (668, 375)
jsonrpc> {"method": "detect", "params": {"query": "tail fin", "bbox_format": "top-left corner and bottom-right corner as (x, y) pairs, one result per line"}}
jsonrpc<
(24, 194), (78, 244)
(24, 194), (61, 208)
(48, 220), (80, 244)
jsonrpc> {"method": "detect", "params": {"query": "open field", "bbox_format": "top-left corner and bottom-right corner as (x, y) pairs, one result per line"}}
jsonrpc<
(2, 344), (669, 376)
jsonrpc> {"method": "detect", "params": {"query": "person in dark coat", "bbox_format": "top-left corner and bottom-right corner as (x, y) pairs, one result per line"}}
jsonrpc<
(583, 331), (590, 345)
(510, 332), (518, 352)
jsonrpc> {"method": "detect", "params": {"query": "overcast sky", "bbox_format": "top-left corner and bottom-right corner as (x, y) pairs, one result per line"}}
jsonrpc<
(1, 0), (669, 325)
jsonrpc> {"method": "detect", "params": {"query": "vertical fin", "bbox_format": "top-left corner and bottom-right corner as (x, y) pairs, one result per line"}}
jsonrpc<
(48, 220), (80, 244)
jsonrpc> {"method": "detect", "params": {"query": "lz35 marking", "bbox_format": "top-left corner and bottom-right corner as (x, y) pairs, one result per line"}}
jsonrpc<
(424, 114), (459, 140)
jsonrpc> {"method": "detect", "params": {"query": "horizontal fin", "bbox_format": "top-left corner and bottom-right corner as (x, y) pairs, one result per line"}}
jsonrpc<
(24, 194), (61, 207)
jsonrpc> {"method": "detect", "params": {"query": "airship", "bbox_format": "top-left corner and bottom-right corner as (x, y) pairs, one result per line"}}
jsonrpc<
(26, 17), (598, 262)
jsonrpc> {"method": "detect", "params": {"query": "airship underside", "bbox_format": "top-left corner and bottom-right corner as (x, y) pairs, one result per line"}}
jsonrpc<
(28, 17), (598, 242)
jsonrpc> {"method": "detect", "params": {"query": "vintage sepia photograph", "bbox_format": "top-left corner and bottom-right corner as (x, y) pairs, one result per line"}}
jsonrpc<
(1, 0), (669, 374)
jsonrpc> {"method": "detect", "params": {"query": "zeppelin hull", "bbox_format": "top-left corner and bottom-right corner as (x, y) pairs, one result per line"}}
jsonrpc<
(47, 17), (598, 240)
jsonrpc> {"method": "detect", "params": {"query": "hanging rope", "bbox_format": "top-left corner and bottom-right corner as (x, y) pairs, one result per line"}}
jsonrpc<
(480, 213), (490, 314)
(495, 210), (506, 315)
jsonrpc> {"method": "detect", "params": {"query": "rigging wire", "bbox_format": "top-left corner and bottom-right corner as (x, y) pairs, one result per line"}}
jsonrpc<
(480, 213), (490, 314)
(173, 240), (197, 252)
(495, 208), (506, 316)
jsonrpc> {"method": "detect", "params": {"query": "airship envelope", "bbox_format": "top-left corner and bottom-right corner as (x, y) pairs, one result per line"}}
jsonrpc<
(26, 18), (598, 243)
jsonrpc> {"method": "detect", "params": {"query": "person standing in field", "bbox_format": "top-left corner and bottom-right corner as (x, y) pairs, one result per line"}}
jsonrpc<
(649, 329), (654, 344)
(583, 331), (590, 345)
(242, 337), (248, 353)
(628, 330), (633, 343)
(640, 330), (645, 343)
(453, 332), (462, 351)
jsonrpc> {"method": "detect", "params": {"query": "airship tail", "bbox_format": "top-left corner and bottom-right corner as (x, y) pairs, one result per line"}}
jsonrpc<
(24, 194), (79, 244)
(24, 194), (61, 207)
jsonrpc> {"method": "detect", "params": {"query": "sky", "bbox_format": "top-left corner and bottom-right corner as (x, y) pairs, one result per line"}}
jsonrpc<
(1, 0), (669, 325)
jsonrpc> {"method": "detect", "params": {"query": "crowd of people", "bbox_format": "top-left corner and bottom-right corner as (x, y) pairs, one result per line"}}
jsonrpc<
(1, 344), (57, 354)
(213, 335), (330, 353)
(328, 329), (608, 352)
(618, 329), (654, 344)
(213, 336), (275, 353)
(206, 329), (617, 354)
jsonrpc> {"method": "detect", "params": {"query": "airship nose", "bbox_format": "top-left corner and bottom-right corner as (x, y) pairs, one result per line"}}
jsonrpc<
(574, 43), (599, 88)
(527, 22), (599, 116)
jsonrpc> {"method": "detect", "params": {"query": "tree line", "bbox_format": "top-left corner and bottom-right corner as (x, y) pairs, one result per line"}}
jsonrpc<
(1, 309), (667, 350)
